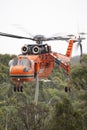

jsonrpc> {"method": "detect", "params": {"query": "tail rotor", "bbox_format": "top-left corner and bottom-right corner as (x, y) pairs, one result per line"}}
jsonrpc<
(75, 32), (86, 62)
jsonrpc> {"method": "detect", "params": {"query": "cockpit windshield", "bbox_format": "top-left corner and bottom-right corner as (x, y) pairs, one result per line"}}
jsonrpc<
(18, 58), (31, 67)
(9, 58), (31, 68)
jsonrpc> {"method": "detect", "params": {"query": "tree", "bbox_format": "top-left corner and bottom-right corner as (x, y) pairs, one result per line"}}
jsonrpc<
(46, 97), (85, 130)
(17, 102), (49, 130)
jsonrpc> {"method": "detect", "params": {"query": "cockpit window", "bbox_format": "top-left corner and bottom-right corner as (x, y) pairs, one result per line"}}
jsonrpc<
(18, 58), (31, 67)
(9, 58), (18, 66)
(13, 58), (18, 66)
(9, 57), (32, 68)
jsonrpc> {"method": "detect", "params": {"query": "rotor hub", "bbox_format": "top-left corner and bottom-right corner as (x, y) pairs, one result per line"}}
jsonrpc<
(33, 35), (45, 44)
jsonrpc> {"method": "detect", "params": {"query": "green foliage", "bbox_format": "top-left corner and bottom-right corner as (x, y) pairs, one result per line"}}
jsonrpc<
(80, 54), (87, 64)
(0, 54), (16, 83)
(0, 63), (9, 83)
(0, 54), (16, 66)
(46, 98), (85, 130)
(71, 55), (87, 90)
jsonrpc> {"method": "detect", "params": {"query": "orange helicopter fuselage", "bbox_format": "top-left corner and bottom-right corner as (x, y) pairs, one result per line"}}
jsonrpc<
(9, 53), (55, 83)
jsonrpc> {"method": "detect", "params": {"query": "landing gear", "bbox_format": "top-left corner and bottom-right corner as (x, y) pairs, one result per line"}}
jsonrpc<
(65, 76), (71, 92)
(14, 86), (16, 92)
(14, 83), (23, 92)
(65, 86), (71, 92)
(18, 85), (23, 92)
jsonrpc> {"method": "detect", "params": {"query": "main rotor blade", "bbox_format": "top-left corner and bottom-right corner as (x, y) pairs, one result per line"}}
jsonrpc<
(66, 34), (75, 37)
(0, 32), (34, 40)
(45, 36), (70, 41)
(78, 32), (87, 35)
(13, 24), (34, 37)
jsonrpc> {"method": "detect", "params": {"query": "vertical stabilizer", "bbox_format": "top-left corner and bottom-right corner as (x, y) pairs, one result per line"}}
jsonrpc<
(66, 40), (74, 58)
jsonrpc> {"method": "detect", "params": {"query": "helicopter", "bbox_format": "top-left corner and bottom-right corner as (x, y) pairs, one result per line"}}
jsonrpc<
(0, 31), (86, 104)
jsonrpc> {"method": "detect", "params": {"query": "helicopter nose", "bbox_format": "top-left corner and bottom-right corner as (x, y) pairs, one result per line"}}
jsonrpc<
(10, 66), (29, 74)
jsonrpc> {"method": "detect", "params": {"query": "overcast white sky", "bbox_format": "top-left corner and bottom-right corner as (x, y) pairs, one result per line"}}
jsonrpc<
(0, 0), (87, 56)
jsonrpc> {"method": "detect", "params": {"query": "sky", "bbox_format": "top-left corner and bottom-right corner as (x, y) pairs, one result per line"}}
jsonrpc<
(0, 0), (87, 56)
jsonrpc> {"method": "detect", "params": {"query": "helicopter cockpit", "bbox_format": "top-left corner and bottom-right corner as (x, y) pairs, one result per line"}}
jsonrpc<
(9, 57), (32, 68)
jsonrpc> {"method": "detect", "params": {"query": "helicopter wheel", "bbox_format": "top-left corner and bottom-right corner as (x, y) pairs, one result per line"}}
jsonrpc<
(14, 84), (23, 92)
(14, 86), (17, 92)
(18, 86), (21, 92)
(20, 85), (23, 92)
(17, 85), (23, 92)
(65, 86), (68, 92)
(65, 87), (71, 92)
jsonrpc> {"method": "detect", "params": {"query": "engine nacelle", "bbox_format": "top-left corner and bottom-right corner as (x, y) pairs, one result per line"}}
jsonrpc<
(32, 46), (40, 54)
(21, 45), (28, 54)
(21, 44), (51, 55)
